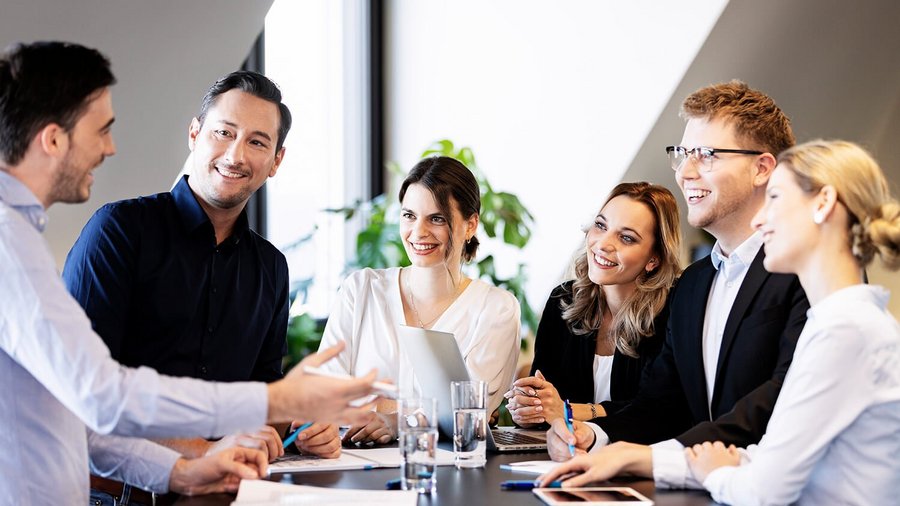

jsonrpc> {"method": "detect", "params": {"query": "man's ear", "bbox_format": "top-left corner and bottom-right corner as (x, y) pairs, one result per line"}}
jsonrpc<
(752, 152), (777, 188)
(268, 146), (286, 178)
(188, 118), (201, 151)
(38, 123), (68, 159)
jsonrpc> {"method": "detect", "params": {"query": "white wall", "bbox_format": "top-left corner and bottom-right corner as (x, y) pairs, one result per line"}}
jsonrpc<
(0, 0), (273, 266)
(385, 0), (727, 312)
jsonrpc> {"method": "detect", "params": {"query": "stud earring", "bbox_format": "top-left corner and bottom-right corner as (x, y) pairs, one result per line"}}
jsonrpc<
(813, 212), (825, 225)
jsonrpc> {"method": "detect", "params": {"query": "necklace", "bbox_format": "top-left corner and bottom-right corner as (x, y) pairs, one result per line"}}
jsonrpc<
(404, 268), (465, 329)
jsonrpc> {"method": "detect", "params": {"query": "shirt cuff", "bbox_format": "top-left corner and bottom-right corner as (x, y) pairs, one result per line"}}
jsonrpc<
(702, 465), (736, 503)
(585, 422), (609, 453)
(650, 439), (695, 490)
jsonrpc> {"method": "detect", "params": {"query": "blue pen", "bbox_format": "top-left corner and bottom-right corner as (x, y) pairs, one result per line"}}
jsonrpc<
(282, 422), (314, 449)
(500, 480), (563, 490)
(563, 399), (576, 457)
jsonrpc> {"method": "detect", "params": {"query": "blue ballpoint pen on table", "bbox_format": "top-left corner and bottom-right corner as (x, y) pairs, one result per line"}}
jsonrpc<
(500, 480), (563, 490)
(282, 422), (314, 449)
(563, 399), (576, 457)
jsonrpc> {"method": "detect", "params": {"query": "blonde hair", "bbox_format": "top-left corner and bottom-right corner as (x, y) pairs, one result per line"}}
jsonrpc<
(777, 139), (900, 270)
(560, 182), (682, 358)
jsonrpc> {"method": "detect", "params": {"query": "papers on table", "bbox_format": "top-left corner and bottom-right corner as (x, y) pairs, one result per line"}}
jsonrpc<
(499, 459), (562, 475)
(268, 447), (455, 473)
(231, 480), (416, 505)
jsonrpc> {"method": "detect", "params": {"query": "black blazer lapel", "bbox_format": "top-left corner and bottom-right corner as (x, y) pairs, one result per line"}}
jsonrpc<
(712, 248), (770, 403)
(681, 257), (717, 413)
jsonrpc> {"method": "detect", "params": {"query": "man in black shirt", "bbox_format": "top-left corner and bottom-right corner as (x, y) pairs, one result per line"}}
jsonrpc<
(63, 71), (339, 502)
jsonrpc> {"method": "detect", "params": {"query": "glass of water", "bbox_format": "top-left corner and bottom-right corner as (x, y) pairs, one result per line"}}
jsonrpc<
(450, 380), (487, 468)
(398, 397), (438, 493)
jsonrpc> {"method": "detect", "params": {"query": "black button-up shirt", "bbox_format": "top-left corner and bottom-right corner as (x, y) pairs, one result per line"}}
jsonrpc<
(63, 175), (288, 383)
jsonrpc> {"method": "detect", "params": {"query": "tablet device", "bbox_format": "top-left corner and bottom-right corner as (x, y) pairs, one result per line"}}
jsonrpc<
(533, 486), (653, 505)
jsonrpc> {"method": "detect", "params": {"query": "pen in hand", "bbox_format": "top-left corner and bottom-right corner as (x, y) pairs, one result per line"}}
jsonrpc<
(563, 399), (575, 458)
(282, 422), (314, 449)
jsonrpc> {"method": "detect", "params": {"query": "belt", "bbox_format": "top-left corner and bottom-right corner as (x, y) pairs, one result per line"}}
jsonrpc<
(90, 475), (156, 506)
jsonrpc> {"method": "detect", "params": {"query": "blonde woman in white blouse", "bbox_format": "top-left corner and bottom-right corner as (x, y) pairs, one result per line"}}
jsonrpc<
(316, 156), (520, 444)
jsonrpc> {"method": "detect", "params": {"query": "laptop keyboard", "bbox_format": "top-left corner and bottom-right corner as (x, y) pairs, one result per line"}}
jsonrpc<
(491, 430), (545, 445)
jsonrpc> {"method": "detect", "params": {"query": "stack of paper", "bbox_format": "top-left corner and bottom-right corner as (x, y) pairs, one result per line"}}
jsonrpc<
(231, 480), (416, 505)
(499, 459), (561, 475)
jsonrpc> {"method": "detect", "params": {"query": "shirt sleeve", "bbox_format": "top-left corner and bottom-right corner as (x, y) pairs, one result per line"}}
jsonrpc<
(463, 288), (521, 413)
(250, 253), (290, 382)
(87, 430), (181, 494)
(316, 272), (362, 376)
(61, 204), (136, 358)
(586, 422), (610, 452)
(0, 218), (268, 439)
(650, 438), (706, 490)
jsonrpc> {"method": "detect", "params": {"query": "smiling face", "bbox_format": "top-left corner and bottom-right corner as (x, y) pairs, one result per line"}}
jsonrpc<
(51, 88), (117, 204)
(585, 194), (659, 288)
(187, 89), (284, 212)
(752, 165), (818, 275)
(399, 183), (476, 269)
(676, 116), (768, 242)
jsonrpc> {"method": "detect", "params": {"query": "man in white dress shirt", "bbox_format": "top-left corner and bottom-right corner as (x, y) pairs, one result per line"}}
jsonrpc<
(541, 80), (809, 489)
(0, 41), (378, 504)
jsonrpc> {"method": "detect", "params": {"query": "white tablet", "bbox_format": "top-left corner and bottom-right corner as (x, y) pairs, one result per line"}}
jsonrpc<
(533, 487), (653, 505)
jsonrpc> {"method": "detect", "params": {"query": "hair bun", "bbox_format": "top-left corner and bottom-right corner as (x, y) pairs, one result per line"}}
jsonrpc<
(867, 202), (900, 270)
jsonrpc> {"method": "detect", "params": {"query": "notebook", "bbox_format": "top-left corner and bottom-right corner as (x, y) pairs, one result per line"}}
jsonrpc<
(397, 325), (548, 452)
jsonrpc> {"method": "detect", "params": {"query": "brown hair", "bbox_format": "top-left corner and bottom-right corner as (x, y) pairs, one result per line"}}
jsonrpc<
(560, 182), (682, 358)
(777, 139), (900, 270)
(681, 80), (795, 155)
(399, 156), (481, 263)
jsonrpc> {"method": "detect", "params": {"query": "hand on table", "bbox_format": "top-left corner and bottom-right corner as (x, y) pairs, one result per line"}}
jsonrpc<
(343, 400), (397, 445)
(290, 422), (342, 458)
(169, 447), (267, 496)
(546, 418), (594, 462)
(685, 441), (740, 483)
(537, 441), (652, 488)
(205, 425), (284, 463)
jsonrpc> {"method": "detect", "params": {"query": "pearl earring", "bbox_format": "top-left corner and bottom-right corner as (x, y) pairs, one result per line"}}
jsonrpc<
(813, 212), (825, 225)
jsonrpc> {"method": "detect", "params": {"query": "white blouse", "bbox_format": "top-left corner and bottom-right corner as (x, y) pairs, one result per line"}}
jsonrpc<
(317, 267), (521, 412)
(703, 285), (900, 505)
(592, 354), (615, 403)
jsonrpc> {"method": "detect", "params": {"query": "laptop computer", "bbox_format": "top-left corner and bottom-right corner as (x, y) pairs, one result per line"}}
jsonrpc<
(397, 325), (547, 452)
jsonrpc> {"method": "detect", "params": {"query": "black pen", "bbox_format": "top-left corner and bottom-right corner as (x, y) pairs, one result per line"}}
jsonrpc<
(500, 480), (562, 490)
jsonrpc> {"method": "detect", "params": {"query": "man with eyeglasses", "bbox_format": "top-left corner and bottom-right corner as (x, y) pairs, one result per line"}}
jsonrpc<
(543, 80), (809, 490)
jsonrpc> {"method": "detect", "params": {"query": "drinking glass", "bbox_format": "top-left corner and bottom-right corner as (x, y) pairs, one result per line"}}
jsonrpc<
(398, 397), (438, 493)
(450, 380), (487, 468)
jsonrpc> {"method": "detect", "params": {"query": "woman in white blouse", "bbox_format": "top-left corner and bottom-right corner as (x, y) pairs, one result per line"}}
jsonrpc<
(540, 140), (900, 505)
(316, 156), (520, 444)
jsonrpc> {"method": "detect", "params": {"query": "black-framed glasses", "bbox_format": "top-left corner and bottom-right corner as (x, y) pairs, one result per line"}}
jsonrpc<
(665, 146), (764, 172)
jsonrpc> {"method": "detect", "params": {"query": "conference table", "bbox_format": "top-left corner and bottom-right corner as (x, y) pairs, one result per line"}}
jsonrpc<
(169, 445), (718, 505)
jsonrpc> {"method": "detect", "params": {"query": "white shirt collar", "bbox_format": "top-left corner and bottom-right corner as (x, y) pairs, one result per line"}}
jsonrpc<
(709, 231), (764, 272)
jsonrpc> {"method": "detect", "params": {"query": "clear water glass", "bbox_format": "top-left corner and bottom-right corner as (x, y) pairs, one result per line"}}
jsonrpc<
(398, 397), (438, 493)
(450, 380), (487, 468)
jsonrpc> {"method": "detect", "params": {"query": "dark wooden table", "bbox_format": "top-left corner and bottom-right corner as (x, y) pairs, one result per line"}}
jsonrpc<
(170, 447), (716, 505)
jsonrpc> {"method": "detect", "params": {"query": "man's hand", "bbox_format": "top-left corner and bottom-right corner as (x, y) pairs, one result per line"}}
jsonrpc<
(505, 371), (564, 426)
(343, 399), (396, 445)
(290, 422), (342, 458)
(267, 343), (378, 426)
(685, 441), (740, 483)
(206, 426), (284, 462)
(546, 418), (594, 462)
(168, 447), (267, 496)
(537, 442), (652, 488)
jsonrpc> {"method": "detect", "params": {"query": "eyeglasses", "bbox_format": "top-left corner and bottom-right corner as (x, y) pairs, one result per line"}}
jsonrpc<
(665, 146), (764, 172)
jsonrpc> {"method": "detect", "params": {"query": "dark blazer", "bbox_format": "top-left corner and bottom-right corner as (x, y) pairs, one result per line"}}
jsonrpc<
(592, 248), (809, 447)
(530, 282), (668, 416)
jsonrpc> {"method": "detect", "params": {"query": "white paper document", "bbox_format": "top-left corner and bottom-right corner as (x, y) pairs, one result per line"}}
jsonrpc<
(269, 447), (455, 473)
(231, 480), (417, 505)
(499, 459), (562, 475)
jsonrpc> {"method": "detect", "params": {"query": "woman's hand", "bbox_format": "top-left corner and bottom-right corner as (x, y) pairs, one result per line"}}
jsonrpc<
(685, 441), (740, 483)
(504, 370), (564, 425)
